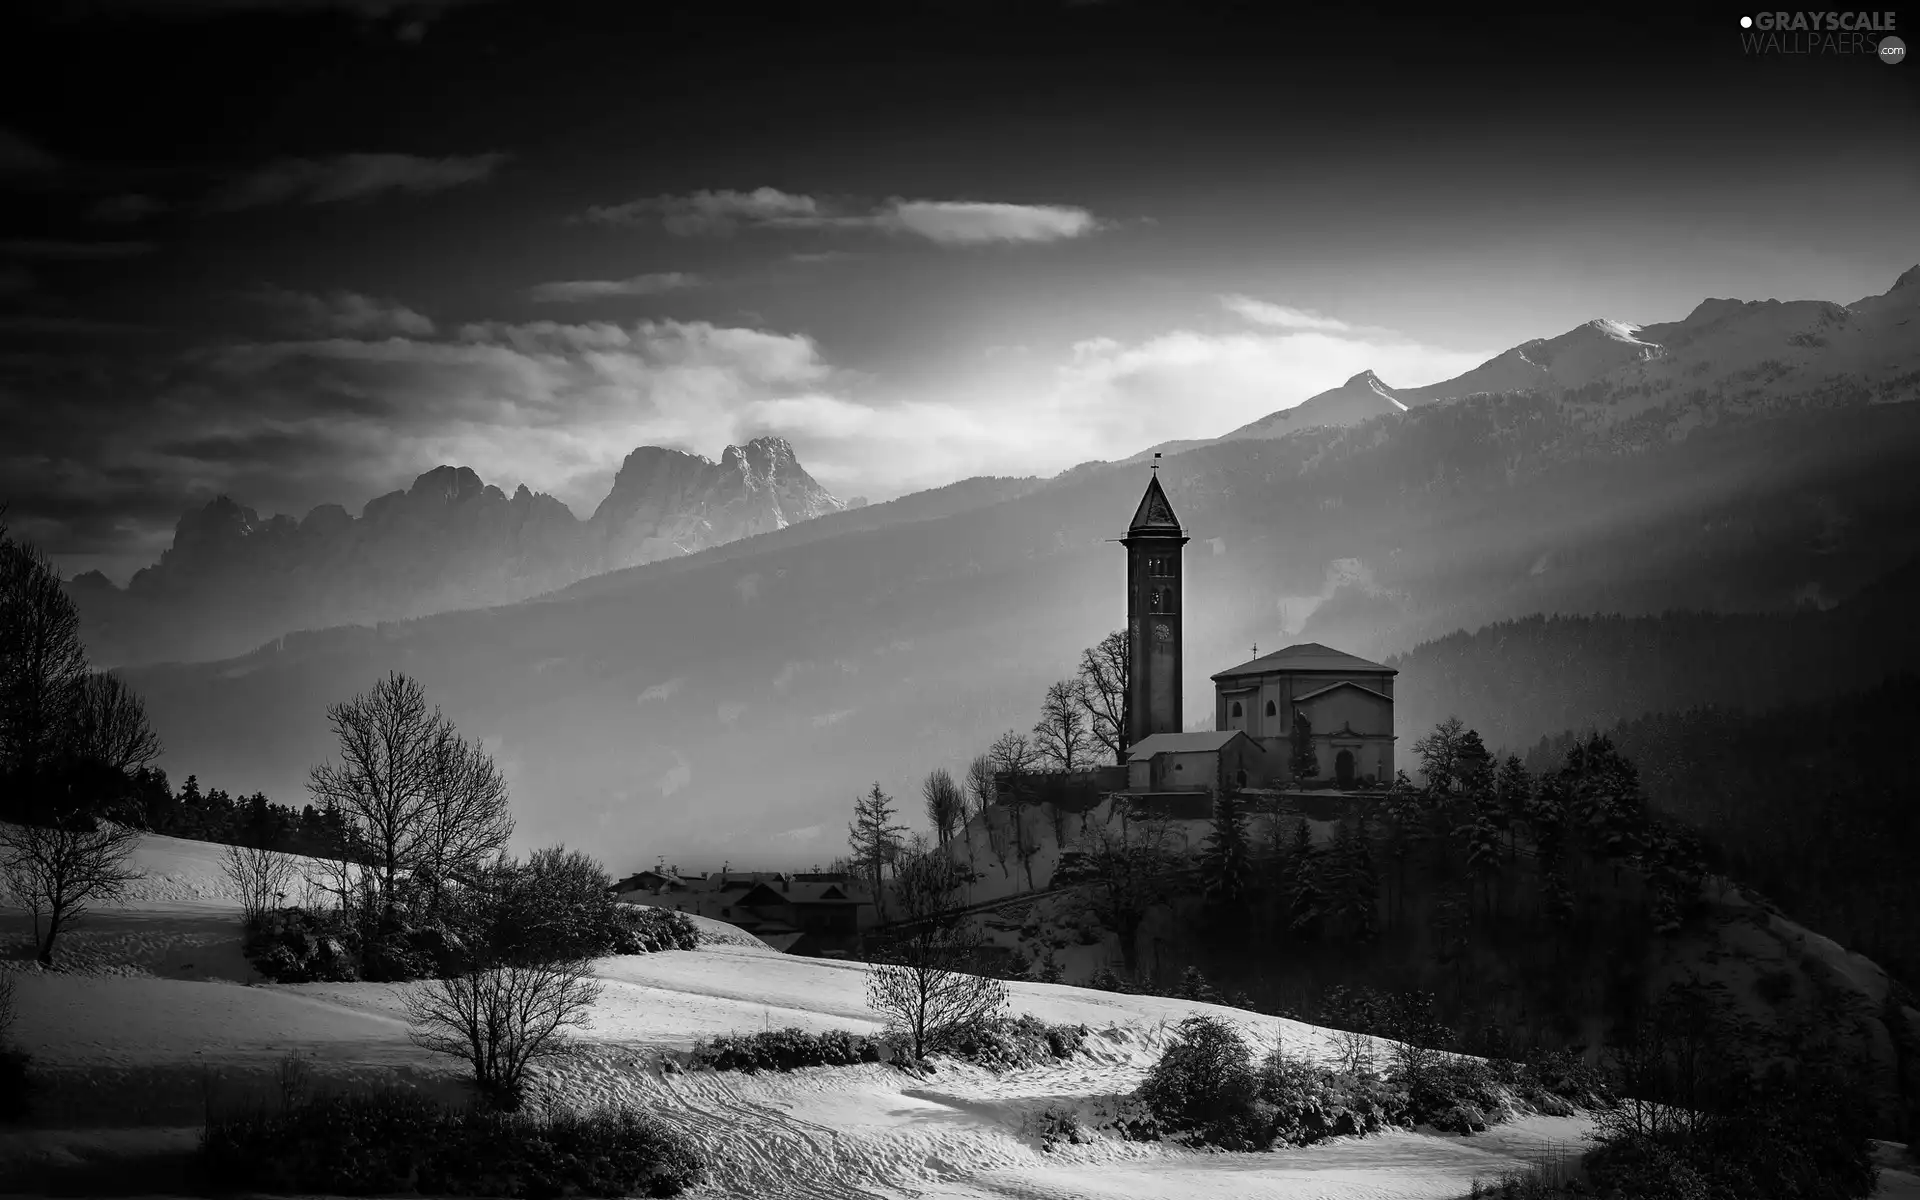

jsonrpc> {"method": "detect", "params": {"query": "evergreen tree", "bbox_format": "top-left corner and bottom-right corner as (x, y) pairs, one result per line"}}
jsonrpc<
(1284, 818), (1323, 939)
(1198, 790), (1252, 914)
(1462, 795), (1503, 923)
(1493, 754), (1531, 859)
(1328, 817), (1379, 941)
(847, 783), (907, 918)
(1289, 710), (1318, 780)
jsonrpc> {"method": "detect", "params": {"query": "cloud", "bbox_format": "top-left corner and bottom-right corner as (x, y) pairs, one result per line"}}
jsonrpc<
(3, 292), (1490, 583)
(875, 200), (1099, 245)
(812, 708), (855, 728)
(528, 272), (700, 303)
(0, 240), (154, 260)
(0, 128), (56, 176)
(207, 152), (507, 210)
(774, 825), (822, 843)
(253, 287), (436, 337)
(1220, 295), (1354, 332)
(586, 188), (1104, 245)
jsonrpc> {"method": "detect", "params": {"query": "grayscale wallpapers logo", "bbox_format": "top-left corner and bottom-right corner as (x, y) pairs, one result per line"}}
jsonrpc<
(1736, 11), (1905, 60)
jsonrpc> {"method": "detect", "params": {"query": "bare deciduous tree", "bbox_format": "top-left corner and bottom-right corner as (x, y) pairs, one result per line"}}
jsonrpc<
(403, 958), (602, 1110)
(922, 767), (965, 847)
(1076, 629), (1129, 764)
(220, 842), (296, 925)
(988, 730), (1043, 890)
(67, 672), (161, 776)
(0, 817), (141, 966)
(961, 752), (1008, 876)
(306, 672), (513, 920)
(864, 846), (1007, 1059)
(1059, 806), (1176, 976)
(1033, 678), (1092, 772)
(0, 524), (89, 810)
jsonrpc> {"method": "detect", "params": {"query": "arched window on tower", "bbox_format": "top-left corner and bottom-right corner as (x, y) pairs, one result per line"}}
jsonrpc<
(1149, 589), (1162, 613)
(1231, 701), (1243, 718)
(1265, 700), (1277, 717)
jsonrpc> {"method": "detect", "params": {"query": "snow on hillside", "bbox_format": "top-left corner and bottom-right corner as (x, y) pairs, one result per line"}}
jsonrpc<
(2, 830), (1600, 1198)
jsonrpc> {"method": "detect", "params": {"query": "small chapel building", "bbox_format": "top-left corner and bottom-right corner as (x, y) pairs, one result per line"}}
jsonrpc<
(1116, 465), (1396, 795)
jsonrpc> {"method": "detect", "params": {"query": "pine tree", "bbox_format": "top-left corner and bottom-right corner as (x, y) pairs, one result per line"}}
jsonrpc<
(848, 783), (907, 919)
(1284, 819), (1323, 939)
(1493, 754), (1531, 860)
(1289, 710), (1318, 781)
(1329, 817), (1379, 941)
(1198, 790), (1252, 914)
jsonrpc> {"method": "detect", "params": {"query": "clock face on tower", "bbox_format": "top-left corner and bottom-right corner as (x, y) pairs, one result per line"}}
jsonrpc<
(1153, 622), (1172, 643)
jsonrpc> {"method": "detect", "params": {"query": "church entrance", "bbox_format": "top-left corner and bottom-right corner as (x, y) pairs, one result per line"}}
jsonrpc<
(1335, 749), (1356, 790)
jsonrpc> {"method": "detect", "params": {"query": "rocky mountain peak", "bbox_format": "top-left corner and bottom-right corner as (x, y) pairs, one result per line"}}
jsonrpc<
(1891, 264), (1920, 292)
(409, 464), (490, 504)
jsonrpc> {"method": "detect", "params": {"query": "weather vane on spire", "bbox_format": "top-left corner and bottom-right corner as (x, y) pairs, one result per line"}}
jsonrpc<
(1151, 452), (1161, 471)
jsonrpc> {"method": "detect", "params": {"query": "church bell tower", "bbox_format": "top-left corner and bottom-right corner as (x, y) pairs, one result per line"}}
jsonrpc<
(1122, 464), (1188, 752)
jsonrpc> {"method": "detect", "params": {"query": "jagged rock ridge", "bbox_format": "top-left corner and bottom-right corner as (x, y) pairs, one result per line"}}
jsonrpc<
(74, 435), (842, 664)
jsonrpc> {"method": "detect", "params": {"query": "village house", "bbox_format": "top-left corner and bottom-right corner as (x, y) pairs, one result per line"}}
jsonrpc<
(613, 867), (874, 956)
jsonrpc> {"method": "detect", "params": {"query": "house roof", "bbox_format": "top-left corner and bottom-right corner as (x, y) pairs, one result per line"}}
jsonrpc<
(735, 881), (863, 907)
(1127, 730), (1254, 759)
(1126, 473), (1183, 535)
(1293, 680), (1394, 704)
(1211, 642), (1395, 680)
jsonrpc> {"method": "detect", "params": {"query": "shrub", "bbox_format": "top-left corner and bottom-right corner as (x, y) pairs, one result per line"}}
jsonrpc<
(1087, 965), (1139, 993)
(1403, 1056), (1506, 1128)
(1031, 1104), (1085, 1148)
(200, 1088), (704, 1198)
(943, 1014), (1089, 1071)
(690, 1027), (872, 1073)
(1133, 1015), (1269, 1150)
(404, 960), (601, 1111)
(1256, 1048), (1408, 1146)
(609, 905), (700, 955)
(243, 906), (360, 983)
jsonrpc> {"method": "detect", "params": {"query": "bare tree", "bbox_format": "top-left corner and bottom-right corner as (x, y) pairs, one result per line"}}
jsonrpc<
(963, 752), (1008, 877)
(66, 673), (161, 776)
(1033, 678), (1092, 772)
(306, 672), (513, 920)
(864, 846), (1007, 1059)
(403, 958), (602, 1110)
(0, 525), (89, 814)
(1076, 629), (1129, 765)
(220, 842), (296, 925)
(922, 767), (965, 847)
(1058, 806), (1176, 977)
(0, 970), (16, 1041)
(416, 731), (513, 916)
(0, 818), (141, 966)
(988, 730), (1043, 890)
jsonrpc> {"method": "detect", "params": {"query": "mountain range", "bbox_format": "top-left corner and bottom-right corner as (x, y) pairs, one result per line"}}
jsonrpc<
(1132, 264), (1920, 460)
(95, 267), (1920, 868)
(70, 436), (847, 666)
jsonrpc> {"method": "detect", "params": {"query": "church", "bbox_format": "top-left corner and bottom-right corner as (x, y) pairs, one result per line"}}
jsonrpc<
(1119, 467), (1397, 795)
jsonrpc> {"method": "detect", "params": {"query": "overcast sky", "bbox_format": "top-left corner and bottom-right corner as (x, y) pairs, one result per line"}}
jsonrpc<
(3, 0), (1916, 581)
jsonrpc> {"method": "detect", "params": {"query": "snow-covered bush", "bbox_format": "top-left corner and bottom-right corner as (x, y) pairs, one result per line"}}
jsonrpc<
(689, 1027), (878, 1073)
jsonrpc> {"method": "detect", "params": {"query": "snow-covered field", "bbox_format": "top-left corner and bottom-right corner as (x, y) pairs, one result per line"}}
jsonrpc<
(0, 829), (1772, 1199)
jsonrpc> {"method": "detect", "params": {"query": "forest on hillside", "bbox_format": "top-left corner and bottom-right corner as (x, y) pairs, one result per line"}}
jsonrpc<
(1388, 556), (1920, 756)
(1526, 674), (1920, 988)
